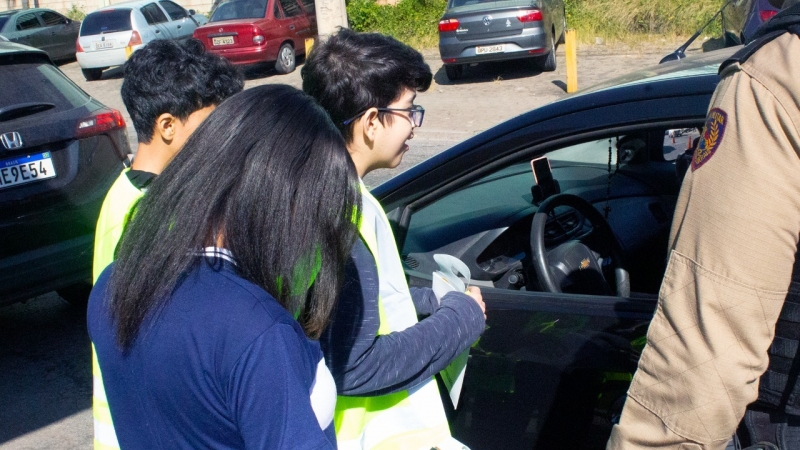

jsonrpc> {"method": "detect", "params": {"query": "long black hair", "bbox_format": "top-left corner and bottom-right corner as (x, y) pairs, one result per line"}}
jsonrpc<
(108, 85), (361, 350)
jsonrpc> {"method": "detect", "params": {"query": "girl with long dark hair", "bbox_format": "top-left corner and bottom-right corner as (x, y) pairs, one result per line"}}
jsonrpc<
(87, 85), (360, 449)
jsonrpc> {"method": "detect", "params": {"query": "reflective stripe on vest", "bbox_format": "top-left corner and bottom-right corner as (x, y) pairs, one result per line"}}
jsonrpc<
(333, 183), (452, 449)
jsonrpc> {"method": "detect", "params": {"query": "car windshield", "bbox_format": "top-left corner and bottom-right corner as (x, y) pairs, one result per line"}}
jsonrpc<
(210, 0), (267, 21)
(0, 57), (90, 116)
(80, 9), (132, 36)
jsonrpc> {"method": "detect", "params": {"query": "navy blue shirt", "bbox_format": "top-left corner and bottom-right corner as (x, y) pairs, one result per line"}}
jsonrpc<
(88, 258), (337, 449)
(320, 239), (485, 396)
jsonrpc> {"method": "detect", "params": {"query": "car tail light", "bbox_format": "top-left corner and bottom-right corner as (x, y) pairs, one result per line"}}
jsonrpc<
(76, 38), (84, 53)
(128, 30), (143, 47)
(442, 58), (457, 63)
(760, 10), (778, 22)
(517, 10), (543, 22)
(253, 34), (265, 44)
(76, 109), (126, 139)
(438, 19), (459, 32)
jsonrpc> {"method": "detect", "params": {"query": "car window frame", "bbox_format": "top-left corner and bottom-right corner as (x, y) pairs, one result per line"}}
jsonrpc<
(16, 12), (43, 31)
(278, 0), (303, 18)
(141, 3), (170, 25)
(37, 10), (67, 27)
(158, 0), (189, 21)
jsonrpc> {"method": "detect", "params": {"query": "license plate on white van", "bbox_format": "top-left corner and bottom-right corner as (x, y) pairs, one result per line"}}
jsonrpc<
(0, 152), (56, 190)
(212, 36), (234, 46)
(94, 41), (114, 50)
(476, 44), (504, 54)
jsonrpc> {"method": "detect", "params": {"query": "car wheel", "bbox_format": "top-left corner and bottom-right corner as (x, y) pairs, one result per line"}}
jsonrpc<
(82, 68), (103, 81)
(536, 33), (557, 72)
(274, 43), (296, 74)
(444, 64), (463, 81)
(57, 282), (92, 307)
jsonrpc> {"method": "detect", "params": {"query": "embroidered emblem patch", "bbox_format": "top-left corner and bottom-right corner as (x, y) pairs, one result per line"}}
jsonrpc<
(692, 108), (728, 171)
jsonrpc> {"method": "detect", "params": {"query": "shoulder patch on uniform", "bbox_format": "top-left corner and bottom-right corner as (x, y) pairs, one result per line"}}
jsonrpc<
(692, 108), (728, 171)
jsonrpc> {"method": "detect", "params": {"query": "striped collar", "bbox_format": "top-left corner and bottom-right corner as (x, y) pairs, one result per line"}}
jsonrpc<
(199, 247), (238, 266)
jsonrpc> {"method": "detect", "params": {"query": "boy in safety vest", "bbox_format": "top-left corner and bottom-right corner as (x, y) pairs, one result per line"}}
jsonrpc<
(91, 39), (243, 450)
(302, 29), (487, 450)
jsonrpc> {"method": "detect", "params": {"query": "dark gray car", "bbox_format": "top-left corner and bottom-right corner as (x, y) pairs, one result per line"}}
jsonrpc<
(0, 8), (81, 62)
(438, 0), (566, 80)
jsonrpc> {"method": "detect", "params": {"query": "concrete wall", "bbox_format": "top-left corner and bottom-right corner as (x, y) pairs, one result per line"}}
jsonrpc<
(1, 0), (215, 18)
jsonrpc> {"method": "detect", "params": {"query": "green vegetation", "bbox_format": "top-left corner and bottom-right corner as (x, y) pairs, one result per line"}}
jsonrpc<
(347, 0), (726, 48)
(65, 4), (86, 21)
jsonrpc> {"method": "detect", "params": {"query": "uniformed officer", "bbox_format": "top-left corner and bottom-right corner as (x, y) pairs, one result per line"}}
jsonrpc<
(607, 2), (800, 449)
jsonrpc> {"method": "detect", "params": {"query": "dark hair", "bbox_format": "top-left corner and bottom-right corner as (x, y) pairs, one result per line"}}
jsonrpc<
(301, 28), (432, 142)
(108, 85), (361, 350)
(121, 38), (244, 144)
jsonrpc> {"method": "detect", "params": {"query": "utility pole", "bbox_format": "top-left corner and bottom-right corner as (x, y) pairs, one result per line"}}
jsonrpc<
(315, 0), (348, 39)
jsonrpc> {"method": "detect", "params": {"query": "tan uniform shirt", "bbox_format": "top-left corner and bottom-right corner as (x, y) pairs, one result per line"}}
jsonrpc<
(607, 32), (800, 450)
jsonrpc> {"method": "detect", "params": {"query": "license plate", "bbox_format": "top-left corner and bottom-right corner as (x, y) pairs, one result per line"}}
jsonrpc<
(0, 152), (56, 190)
(476, 44), (504, 54)
(94, 41), (114, 50)
(212, 36), (234, 46)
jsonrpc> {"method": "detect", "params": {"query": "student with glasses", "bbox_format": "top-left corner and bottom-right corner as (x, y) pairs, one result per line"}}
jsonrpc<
(302, 29), (486, 449)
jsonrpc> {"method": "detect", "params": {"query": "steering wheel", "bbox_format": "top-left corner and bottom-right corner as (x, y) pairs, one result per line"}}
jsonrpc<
(529, 193), (630, 296)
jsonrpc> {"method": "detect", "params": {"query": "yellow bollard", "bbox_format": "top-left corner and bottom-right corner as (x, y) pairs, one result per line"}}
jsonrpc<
(565, 29), (578, 93)
(305, 37), (315, 57)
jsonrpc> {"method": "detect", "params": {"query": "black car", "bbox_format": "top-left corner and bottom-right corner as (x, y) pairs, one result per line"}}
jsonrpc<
(374, 46), (739, 449)
(722, 0), (784, 46)
(0, 42), (130, 305)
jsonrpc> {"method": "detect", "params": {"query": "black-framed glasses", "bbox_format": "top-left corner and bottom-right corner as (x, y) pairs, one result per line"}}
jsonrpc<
(342, 105), (425, 127)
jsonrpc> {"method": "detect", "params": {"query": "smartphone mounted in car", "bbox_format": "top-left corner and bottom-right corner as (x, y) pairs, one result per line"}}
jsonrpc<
(530, 156), (560, 205)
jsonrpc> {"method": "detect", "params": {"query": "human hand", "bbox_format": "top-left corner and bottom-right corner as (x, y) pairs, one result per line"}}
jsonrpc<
(466, 286), (485, 318)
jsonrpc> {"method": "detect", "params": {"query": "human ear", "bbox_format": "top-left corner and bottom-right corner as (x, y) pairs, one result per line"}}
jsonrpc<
(360, 108), (380, 142)
(155, 113), (177, 143)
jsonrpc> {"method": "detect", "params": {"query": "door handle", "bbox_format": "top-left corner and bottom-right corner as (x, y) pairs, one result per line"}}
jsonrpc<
(177, 25), (181, 28)
(155, 29), (160, 33)
(289, 25), (295, 30)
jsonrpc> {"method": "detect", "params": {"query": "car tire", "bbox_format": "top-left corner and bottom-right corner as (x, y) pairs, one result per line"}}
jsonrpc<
(82, 68), (103, 81)
(444, 64), (463, 81)
(558, 9), (567, 45)
(536, 33), (557, 72)
(274, 43), (296, 74)
(57, 282), (92, 307)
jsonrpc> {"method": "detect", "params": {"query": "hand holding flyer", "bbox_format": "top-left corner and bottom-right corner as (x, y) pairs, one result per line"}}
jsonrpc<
(432, 254), (472, 409)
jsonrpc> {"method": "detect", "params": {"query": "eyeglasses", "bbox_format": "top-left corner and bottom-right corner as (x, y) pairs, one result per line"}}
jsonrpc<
(342, 105), (425, 128)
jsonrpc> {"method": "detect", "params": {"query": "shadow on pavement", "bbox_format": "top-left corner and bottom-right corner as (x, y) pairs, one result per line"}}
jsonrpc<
(0, 294), (91, 445)
(433, 58), (545, 85)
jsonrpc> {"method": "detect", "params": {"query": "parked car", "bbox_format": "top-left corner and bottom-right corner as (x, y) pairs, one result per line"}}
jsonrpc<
(438, 0), (566, 80)
(722, 0), (784, 46)
(370, 45), (740, 448)
(0, 8), (80, 61)
(192, 0), (316, 74)
(76, 0), (208, 81)
(0, 42), (131, 306)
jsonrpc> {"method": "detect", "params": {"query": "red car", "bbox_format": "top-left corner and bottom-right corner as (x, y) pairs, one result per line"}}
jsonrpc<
(193, 0), (315, 73)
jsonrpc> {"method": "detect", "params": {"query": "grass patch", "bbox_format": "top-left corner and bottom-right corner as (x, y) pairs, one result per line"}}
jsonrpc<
(348, 0), (726, 49)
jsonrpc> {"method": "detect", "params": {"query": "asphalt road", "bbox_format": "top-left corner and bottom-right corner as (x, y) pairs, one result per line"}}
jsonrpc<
(1, 41), (685, 449)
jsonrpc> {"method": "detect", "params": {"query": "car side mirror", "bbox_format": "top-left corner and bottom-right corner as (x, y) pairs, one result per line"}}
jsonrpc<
(188, 9), (196, 15)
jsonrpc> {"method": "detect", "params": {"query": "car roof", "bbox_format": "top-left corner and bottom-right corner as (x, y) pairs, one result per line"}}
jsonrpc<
(374, 46), (741, 203)
(0, 8), (61, 17)
(0, 41), (51, 59)
(90, 0), (168, 12)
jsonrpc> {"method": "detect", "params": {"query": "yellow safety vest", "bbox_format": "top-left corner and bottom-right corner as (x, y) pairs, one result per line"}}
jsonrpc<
(91, 169), (143, 450)
(334, 183), (455, 450)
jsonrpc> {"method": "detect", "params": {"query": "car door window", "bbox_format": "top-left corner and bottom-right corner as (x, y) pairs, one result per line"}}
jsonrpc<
(16, 13), (41, 31)
(141, 3), (169, 25)
(301, 0), (314, 14)
(274, 1), (284, 19)
(278, 0), (302, 17)
(39, 11), (66, 27)
(159, 1), (188, 20)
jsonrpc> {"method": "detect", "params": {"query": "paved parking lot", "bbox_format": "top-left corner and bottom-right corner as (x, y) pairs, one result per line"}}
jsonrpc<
(1, 41), (689, 449)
